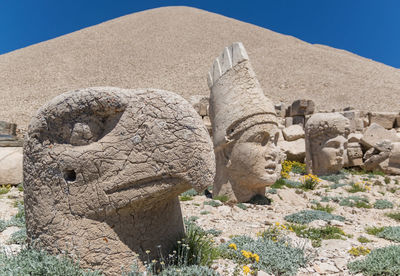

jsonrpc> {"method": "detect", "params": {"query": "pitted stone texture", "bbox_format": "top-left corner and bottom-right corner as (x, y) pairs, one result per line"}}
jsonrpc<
(342, 110), (366, 132)
(282, 125), (305, 141)
(305, 113), (350, 176)
(360, 123), (400, 149)
(208, 43), (282, 203)
(363, 140), (400, 174)
(368, 112), (397, 129)
(23, 87), (215, 275)
(0, 147), (22, 185)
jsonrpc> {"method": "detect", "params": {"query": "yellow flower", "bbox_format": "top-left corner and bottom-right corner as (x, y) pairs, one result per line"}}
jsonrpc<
(229, 243), (237, 250)
(243, 265), (251, 275)
(275, 222), (280, 226)
(252, 253), (260, 262)
(241, 250), (251, 259)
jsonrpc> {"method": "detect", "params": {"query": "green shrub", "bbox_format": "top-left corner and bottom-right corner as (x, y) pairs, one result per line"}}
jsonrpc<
(339, 196), (371, 208)
(283, 179), (302, 188)
(374, 199), (394, 209)
(290, 161), (307, 175)
(311, 203), (334, 214)
(8, 227), (27, 244)
(348, 245), (400, 275)
(0, 184), (11, 195)
(330, 183), (347, 189)
(357, 236), (372, 243)
(377, 226), (400, 242)
(288, 224), (348, 247)
(200, 211), (210, 215)
(386, 212), (400, 222)
(0, 247), (102, 275)
(284, 210), (345, 224)
(320, 171), (347, 184)
(17, 182), (24, 192)
(179, 195), (193, 201)
(365, 226), (385, 236)
(0, 202), (25, 232)
(213, 195), (229, 203)
(348, 246), (371, 256)
(385, 177), (391, 184)
(220, 235), (308, 275)
(271, 178), (286, 189)
(266, 188), (277, 194)
(320, 196), (341, 203)
(236, 203), (248, 210)
(180, 189), (198, 197)
(158, 265), (220, 275)
(346, 182), (366, 193)
(204, 200), (222, 207)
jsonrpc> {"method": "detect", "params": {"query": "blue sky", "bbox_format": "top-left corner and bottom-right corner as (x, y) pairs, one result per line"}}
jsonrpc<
(1, 0), (400, 68)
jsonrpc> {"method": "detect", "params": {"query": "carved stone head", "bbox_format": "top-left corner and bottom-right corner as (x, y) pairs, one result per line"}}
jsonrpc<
(208, 43), (282, 202)
(24, 87), (215, 274)
(305, 113), (350, 175)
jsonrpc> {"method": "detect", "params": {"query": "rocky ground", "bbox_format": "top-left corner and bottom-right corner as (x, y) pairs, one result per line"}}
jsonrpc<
(2, 170), (400, 275)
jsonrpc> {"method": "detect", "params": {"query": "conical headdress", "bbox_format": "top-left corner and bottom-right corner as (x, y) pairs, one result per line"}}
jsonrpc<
(208, 42), (277, 150)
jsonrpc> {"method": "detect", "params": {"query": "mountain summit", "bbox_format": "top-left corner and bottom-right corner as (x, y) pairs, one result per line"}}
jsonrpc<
(1, 6), (400, 130)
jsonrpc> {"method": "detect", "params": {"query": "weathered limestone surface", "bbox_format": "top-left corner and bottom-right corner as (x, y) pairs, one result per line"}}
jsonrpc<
(305, 113), (350, 175)
(208, 42), (282, 203)
(23, 87), (215, 275)
(360, 123), (400, 149)
(0, 147), (22, 185)
(279, 139), (305, 162)
(347, 142), (363, 167)
(368, 112), (397, 129)
(282, 125), (305, 141)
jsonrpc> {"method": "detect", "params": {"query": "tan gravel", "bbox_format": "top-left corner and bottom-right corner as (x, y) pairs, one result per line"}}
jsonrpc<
(1, 6), (400, 132)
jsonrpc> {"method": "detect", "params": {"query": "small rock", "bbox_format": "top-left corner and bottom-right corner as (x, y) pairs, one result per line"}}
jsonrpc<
(309, 219), (327, 228)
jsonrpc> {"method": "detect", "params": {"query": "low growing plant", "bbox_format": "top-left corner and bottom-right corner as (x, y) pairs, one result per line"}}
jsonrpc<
(0, 184), (11, 195)
(320, 171), (347, 184)
(376, 226), (400, 242)
(311, 203), (334, 214)
(300, 174), (320, 190)
(204, 200), (222, 207)
(348, 245), (400, 276)
(373, 199), (394, 209)
(348, 246), (371, 256)
(213, 195), (229, 203)
(339, 196), (371, 209)
(284, 210), (345, 225)
(357, 236), (372, 243)
(365, 226), (385, 236)
(288, 224), (348, 247)
(385, 212), (400, 222)
(236, 203), (248, 210)
(220, 234), (308, 275)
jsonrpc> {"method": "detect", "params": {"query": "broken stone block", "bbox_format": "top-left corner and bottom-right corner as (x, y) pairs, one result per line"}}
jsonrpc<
(279, 138), (305, 162)
(348, 133), (363, 143)
(292, 115), (305, 126)
(0, 147), (22, 185)
(188, 95), (209, 117)
(208, 42), (283, 203)
(24, 87), (215, 275)
(282, 125), (305, 141)
(342, 110), (366, 132)
(290, 99), (315, 116)
(285, 117), (293, 127)
(274, 102), (286, 117)
(368, 112), (397, 129)
(360, 123), (400, 149)
(0, 121), (23, 147)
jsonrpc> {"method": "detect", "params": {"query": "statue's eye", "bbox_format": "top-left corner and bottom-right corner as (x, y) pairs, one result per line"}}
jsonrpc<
(248, 132), (269, 146)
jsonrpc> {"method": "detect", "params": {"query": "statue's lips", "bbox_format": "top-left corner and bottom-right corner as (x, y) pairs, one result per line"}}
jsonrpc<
(265, 163), (276, 174)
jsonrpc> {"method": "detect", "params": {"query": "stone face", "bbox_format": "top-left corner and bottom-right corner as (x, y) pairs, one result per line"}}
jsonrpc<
(360, 123), (400, 149)
(279, 138), (305, 162)
(347, 142), (364, 167)
(23, 87), (215, 275)
(208, 43), (282, 203)
(305, 113), (350, 175)
(290, 99), (315, 116)
(282, 125), (305, 141)
(368, 112), (397, 129)
(0, 147), (22, 185)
